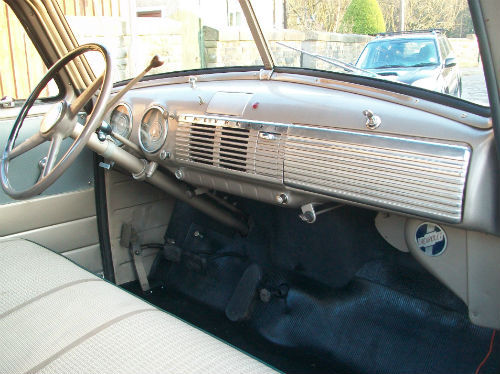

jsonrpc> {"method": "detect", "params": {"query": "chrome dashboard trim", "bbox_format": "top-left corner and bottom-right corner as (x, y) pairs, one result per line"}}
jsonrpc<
(284, 128), (471, 223)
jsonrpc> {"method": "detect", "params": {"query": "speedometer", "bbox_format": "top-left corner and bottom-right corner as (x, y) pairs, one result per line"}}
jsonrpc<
(110, 104), (132, 146)
(139, 106), (168, 153)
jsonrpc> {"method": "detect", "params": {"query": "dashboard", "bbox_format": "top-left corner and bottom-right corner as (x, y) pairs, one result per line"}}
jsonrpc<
(106, 71), (498, 235)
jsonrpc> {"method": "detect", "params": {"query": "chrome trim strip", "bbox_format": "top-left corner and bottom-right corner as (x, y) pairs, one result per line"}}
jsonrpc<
(175, 115), (283, 180)
(284, 134), (470, 223)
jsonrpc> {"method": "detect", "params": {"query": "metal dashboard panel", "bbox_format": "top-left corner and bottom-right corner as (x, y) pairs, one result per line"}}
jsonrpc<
(284, 126), (471, 223)
(173, 114), (471, 224)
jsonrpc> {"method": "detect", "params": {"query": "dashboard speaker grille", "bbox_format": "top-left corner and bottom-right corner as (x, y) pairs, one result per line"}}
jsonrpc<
(178, 122), (250, 171)
(219, 127), (250, 172)
(187, 123), (215, 166)
(176, 115), (282, 180)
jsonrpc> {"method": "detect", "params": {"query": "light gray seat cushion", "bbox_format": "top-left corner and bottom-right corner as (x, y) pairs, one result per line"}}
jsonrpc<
(0, 239), (278, 374)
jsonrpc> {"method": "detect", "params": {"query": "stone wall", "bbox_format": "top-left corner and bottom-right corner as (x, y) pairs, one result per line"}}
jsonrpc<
(66, 16), (482, 83)
(203, 26), (373, 70)
(67, 16), (186, 82)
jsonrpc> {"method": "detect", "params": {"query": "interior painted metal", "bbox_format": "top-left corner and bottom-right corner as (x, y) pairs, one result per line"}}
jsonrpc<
(104, 170), (175, 285)
(86, 72), (499, 328)
(175, 114), (470, 223)
(239, 0), (274, 70)
(7, 0), (90, 92)
(0, 107), (99, 272)
(471, 0), (500, 156)
(0, 112), (94, 205)
(0, 189), (101, 273)
(376, 212), (500, 330)
(107, 78), (497, 234)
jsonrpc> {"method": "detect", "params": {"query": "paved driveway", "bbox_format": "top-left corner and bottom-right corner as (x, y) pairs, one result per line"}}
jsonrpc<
(461, 66), (489, 106)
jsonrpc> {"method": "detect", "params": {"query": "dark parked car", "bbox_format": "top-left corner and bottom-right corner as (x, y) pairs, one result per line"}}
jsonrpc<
(356, 30), (462, 96)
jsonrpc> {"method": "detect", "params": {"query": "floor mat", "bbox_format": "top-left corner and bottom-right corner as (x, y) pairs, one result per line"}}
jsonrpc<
(125, 200), (499, 374)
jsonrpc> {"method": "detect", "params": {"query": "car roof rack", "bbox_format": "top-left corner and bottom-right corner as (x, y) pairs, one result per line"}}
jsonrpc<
(376, 29), (446, 38)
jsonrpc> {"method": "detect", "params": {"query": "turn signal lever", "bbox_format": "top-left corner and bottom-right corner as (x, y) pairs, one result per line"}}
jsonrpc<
(104, 55), (164, 114)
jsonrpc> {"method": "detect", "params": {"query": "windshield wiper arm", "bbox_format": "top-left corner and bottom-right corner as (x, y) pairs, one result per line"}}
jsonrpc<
(408, 62), (438, 67)
(373, 64), (405, 69)
(276, 42), (379, 78)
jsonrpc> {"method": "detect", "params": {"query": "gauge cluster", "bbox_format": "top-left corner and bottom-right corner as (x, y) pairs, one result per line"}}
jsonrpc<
(109, 104), (132, 146)
(139, 106), (168, 153)
(109, 103), (169, 154)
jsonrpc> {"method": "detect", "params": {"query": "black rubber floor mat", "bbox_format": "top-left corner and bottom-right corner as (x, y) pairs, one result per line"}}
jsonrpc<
(136, 199), (500, 374)
(124, 276), (499, 374)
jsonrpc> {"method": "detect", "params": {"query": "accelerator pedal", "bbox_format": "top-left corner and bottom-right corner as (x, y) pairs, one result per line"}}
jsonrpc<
(225, 263), (262, 322)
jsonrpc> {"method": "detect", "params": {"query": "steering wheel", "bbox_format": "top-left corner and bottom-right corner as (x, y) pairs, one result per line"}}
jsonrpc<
(1, 44), (112, 199)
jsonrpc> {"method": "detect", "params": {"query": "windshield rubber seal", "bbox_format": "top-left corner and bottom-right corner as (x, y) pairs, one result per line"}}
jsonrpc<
(113, 66), (265, 88)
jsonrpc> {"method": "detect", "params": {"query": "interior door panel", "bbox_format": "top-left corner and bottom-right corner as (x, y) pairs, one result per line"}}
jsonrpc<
(0, 107), (100, 273)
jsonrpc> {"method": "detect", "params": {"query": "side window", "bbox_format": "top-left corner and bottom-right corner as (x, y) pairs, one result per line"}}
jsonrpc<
(0, 4), (58, 103)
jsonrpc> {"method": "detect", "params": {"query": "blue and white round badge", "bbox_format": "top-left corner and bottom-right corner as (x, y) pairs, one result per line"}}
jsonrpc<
(415, 222), (447, 256)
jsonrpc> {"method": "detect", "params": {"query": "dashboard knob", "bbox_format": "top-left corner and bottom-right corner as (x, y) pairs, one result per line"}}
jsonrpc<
(276, 193), (288, 204)
(174, 169), (184, 180)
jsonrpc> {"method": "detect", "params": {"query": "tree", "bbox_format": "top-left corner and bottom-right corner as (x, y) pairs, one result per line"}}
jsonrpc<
(378, 0), (472, 37)
(340, 0), (386, 35)
(285, 0), (351, 32)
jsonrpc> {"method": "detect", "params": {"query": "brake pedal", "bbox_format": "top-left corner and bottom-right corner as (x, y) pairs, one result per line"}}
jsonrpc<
(225, 263), (262, 322)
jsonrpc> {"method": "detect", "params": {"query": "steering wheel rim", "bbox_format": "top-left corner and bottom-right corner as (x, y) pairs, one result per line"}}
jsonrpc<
(1, 43), (112, 199)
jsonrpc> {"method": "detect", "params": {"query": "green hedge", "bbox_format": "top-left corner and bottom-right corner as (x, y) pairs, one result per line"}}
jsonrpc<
(341, 0), (386, 35)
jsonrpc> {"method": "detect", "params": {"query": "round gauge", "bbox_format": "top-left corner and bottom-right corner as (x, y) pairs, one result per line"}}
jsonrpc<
(139, 106), (168, 153)
(110, 104), (132, 146)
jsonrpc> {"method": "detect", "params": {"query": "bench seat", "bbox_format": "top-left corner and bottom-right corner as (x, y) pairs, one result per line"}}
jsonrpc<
(0, 239), (278, 374)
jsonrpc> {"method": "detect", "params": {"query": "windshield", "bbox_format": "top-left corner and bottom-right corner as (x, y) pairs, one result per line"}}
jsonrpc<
(356, 39), (439, 69)
(64, 0), (489, 107)
(65, 0), (263, 83)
